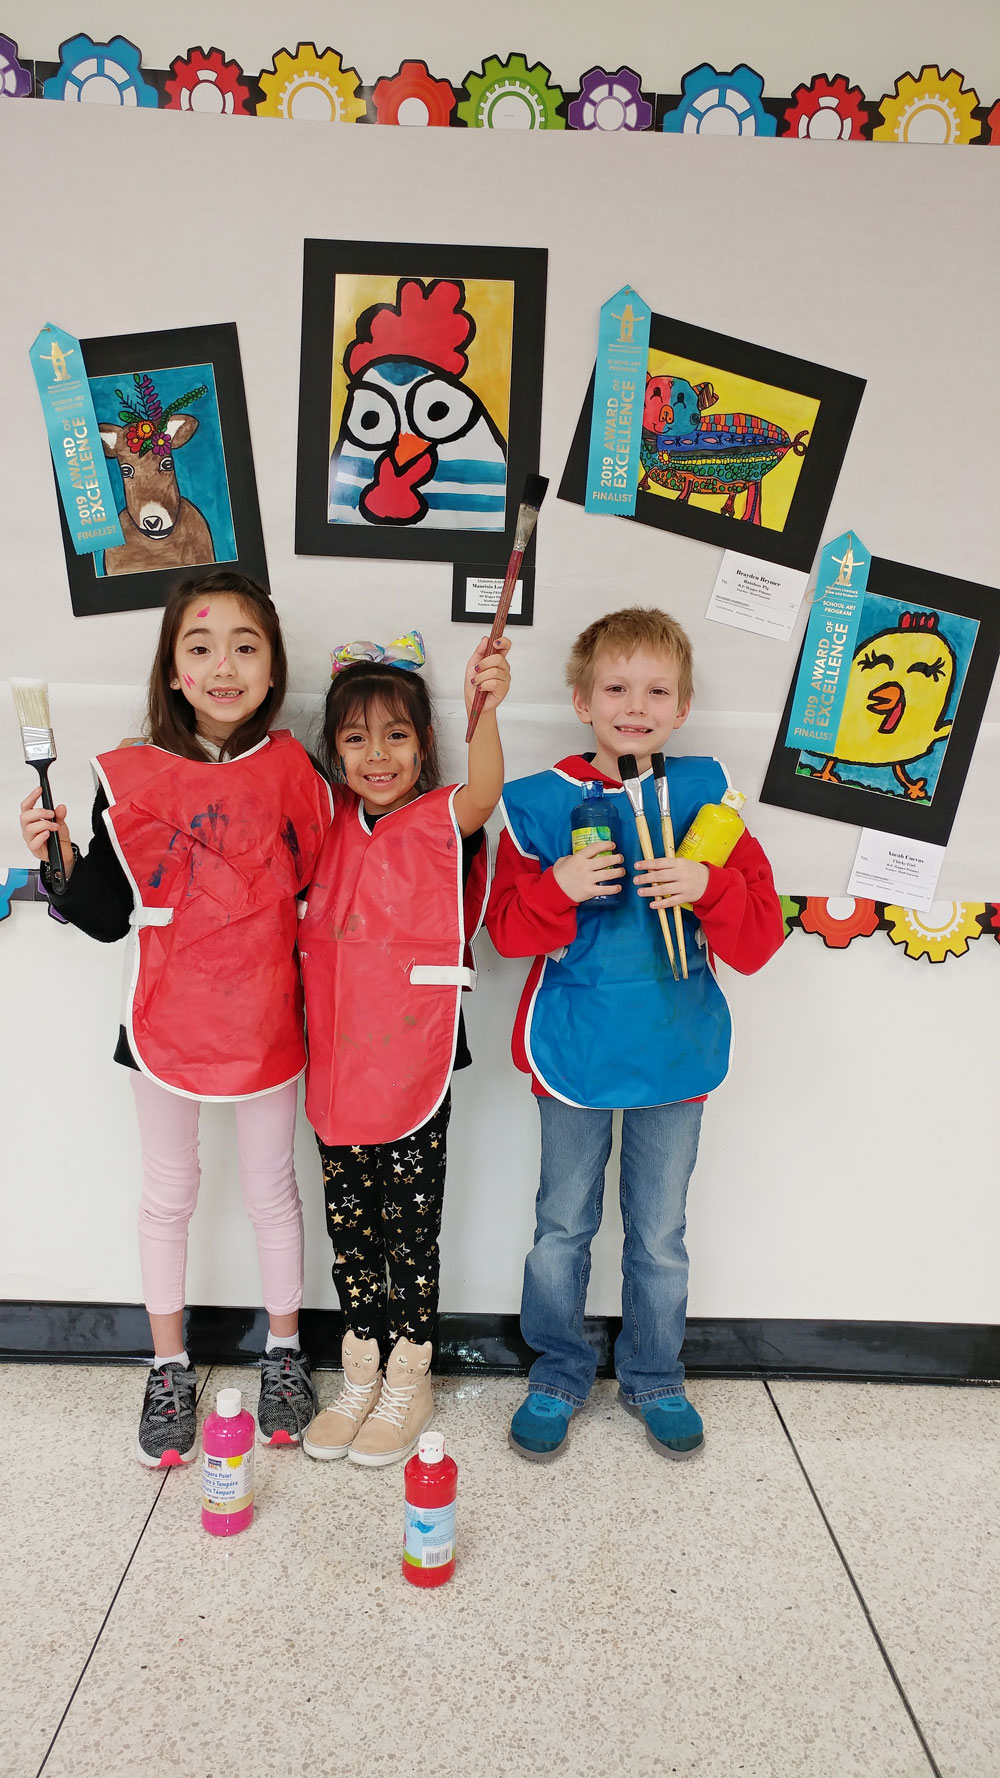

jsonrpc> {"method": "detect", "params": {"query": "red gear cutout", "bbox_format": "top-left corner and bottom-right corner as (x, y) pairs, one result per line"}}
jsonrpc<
(164, 46), (253, 115)
(372, 60), (456, 126)
(987, 903), (1000, 943)
(987, 100), (1000, 143)
(782, 73), (869, 141)
(798, 897), (881, 948)
(345, 279), (473, 380)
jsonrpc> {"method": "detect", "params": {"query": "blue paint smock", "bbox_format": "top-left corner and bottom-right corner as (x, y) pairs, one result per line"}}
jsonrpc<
(498, 759), (733, 1108)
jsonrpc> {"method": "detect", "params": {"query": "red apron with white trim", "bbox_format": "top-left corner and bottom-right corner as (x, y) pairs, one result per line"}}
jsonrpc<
(300, 785), (490, 1146)
(96, 732), (331, 1100)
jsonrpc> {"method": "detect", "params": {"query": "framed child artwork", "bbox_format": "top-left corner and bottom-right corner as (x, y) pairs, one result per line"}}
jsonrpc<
(761, 555), (1000, 844)
(56, 323), (268, 618)
(294, 239), (547, 568)
(558, 313), (865, 571)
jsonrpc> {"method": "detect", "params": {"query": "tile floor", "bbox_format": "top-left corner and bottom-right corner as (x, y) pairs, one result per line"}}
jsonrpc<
(1, 1365), (996, 1778)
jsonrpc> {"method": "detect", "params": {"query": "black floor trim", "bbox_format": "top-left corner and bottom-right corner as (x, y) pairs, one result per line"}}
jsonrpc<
(764, 1382), (944, 1778)
(2, 1303), (998, 1382)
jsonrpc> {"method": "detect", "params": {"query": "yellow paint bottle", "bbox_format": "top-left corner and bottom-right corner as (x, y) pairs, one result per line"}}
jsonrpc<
(677, 789), (747, 868)
(676, 791), (746, 907)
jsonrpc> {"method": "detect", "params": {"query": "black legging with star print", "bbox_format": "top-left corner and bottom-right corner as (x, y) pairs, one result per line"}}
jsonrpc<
(316, 1093), (450, 1358)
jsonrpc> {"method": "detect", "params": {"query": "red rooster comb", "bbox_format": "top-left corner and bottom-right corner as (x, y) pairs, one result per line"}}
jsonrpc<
(899, 611), (940, 631)
(345, 279), (474, 380)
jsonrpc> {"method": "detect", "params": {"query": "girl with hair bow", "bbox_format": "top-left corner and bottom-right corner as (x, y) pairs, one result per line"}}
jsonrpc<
(299, 628), (511, 1468)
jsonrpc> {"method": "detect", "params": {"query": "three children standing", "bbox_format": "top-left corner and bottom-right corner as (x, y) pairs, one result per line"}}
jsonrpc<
(19, 589), (781, 1473)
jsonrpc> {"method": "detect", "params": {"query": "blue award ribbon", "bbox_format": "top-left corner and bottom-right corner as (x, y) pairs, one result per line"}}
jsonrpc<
(585, 285), (651, 516)
(29, 323), (124, 557)
(785, 531), (871, 751)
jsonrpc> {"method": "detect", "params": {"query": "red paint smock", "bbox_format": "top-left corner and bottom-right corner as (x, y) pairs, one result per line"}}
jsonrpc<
(95, 732), (331, 1100)
(300, 785), (490, 1146)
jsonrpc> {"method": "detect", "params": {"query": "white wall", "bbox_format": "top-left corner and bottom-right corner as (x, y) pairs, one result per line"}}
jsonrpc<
(2, 90), (998, 1325)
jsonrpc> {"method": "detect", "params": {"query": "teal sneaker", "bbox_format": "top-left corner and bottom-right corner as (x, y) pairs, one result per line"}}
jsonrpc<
(619, 1388), (704, 1460)
(508, 1391), (574, 1462)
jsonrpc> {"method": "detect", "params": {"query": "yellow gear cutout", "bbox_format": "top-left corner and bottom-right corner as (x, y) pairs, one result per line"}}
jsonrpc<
(874, 66), (980, 144)
(257, 44), (366, 123)
(883, 901), (986, 962)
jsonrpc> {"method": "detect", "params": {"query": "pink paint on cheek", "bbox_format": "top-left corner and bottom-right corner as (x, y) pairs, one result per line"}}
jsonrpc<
(183, 674), (194, 689)
(197, 607), (210, 617)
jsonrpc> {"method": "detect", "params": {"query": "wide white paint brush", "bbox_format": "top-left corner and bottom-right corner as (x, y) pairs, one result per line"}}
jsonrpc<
(10, 678), (66, 893)
(617, 753), (678, 982)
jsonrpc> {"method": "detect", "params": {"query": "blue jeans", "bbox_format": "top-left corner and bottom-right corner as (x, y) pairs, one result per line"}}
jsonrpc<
(520, 1096), (704, 1406)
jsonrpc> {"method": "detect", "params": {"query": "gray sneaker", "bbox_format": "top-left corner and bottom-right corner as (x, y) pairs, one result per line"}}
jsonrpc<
(257, 1347), (317, 1446)
(135, 1362), (198, 1469)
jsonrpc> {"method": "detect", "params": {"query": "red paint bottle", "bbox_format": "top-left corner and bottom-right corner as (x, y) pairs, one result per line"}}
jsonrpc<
(403, 1430), (457, 1587)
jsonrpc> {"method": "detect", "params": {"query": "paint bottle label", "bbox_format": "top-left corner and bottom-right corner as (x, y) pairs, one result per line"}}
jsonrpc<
(202, 1447), (255, 1516)
(571, 823), (612, 852)
(403, 1499), (456, 1571)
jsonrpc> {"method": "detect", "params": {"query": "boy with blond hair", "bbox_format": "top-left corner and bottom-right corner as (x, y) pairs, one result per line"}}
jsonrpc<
(486, 607), (783, 1461)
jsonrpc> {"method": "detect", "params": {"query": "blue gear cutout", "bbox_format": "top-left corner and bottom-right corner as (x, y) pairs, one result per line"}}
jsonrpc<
(0, 870), (30, 923)
(44, 34), (159, 107)
(661, 63), (775, 137)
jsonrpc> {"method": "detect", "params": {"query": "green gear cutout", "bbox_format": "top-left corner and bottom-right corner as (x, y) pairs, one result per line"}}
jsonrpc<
(458, 53), (565, 129)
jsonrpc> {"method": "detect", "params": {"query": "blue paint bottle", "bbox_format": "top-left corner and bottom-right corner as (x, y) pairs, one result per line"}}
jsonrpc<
(569, 781), (622, 908)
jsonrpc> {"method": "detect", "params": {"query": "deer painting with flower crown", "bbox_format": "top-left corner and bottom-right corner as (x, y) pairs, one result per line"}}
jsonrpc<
(98, 373), (215, 575)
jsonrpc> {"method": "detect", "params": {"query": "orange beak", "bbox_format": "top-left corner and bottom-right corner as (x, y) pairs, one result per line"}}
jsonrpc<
(393, 432), (430, 469)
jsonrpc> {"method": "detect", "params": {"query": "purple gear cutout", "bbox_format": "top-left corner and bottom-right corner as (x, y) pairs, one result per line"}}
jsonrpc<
(0, 35), (32, 99)
(568, 65), (652, 132)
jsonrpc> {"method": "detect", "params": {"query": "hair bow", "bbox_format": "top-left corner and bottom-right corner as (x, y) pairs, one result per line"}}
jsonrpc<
(330, 629), (425, 677)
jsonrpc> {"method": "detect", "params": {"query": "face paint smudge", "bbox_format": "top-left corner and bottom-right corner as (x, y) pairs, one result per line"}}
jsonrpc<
(218, 657), (227, 669)
(183, 674), (194, 689)
(197, 607), (209, 617)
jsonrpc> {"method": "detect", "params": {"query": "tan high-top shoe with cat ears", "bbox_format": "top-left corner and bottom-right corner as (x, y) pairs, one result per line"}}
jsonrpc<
(347, 1336), (433, 1467)
(302, 1332), (382, 1460)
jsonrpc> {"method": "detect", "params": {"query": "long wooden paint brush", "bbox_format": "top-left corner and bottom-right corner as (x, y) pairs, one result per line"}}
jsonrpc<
(11, 679), (66, 893)
(617, 753), (678, 982)
(650, 751), (688, 980)
(465, 471), (549, 743)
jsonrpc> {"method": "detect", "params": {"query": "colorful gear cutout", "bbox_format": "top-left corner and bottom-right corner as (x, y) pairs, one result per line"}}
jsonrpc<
(257, 44), (366, 123)
(0, 35), (32, 99)
(458, 54), (565, 130)
(985, 100), (1000, 144)
(0, 869), (30, 923)
(372, 60), (455, 126)
(661, 64), (776, 137)
(883, 901), (986, 962)
(874, 66), (980, 144)
(798, 897), (881, 948)
(782, 73), (869, 141)
(164, 47), (253, 115)
(779, 895), (805, 938)
(568, 66), (652, 132)
(44, 34), (158, 107)
(988, 903), (1000, 943)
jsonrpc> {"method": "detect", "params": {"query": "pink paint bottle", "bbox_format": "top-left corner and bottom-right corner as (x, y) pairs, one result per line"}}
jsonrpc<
(201, 1387), (255, 1537)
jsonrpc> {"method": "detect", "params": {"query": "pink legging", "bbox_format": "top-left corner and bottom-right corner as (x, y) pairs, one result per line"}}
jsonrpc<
(130, 1073), (304, 1317)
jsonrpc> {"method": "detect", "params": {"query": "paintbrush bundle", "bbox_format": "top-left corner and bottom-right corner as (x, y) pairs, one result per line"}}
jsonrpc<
(650, 752), (688, 979)
(10, 678), (66, 893)
(616, 752), (678, 981)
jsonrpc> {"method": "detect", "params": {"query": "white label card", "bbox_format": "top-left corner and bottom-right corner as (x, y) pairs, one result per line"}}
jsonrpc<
(847, 829), (946, 912)
(705, 551), (809, 642)
(464, 577), (524, 618)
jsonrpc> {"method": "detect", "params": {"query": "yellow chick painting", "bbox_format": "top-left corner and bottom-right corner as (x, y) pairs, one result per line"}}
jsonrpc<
(807, 611), (955, 801)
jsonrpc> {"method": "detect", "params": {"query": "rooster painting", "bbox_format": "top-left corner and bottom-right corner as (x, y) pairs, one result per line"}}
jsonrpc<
(328, 278), (507, 530)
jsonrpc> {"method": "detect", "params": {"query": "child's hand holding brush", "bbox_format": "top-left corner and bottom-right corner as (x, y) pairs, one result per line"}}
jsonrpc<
(633, 853), (708, 910)
(19, 785), (75, 882)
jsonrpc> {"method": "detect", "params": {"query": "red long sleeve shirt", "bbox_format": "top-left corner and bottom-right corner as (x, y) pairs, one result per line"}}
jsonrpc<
(485, 754), (785, 1096)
